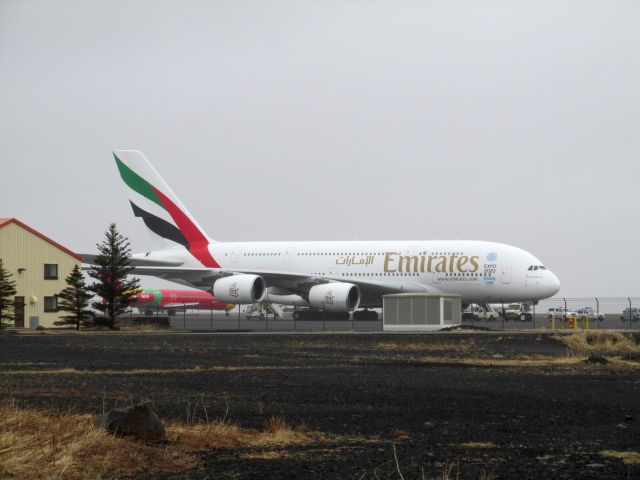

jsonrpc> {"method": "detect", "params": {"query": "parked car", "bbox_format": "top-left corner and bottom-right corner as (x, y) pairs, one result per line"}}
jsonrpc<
(620, 308), (640, 322)
(504, 303), (532, 321)
(575, 307), (605, 322)
(547, 307), (577, 321)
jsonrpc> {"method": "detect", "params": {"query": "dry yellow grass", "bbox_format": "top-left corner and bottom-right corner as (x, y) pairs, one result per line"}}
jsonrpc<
(459, 441), (497, 449)
(560, 331), (640, 355)
(391, 429), (410, 440)
(0, 403), (196, 479)
(375, 339), (476, 352)
(418, 355), (581, 367)
(13, 327), (170, 334)
(0, 403), (323, 480)
(600, 450), (640, 464)
(0, 365), (296, 376)
(417, 354), (640, 369)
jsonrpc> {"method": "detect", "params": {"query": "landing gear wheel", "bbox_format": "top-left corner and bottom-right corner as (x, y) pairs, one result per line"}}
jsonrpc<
(520, 313), (526, 321)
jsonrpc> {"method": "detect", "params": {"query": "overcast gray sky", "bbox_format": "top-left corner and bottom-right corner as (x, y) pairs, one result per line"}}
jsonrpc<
(1, 0), (639, 297)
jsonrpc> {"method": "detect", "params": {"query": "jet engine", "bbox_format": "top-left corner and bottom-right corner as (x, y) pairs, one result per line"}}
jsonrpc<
(213, 275), (266, 304)
(308, 283), (360, 312)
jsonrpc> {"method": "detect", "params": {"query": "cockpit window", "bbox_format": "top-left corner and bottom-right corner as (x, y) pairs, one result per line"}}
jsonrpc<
(539, 266), (546, 270)
(528, 265), (533, 271)
(534, 266), (539, 270)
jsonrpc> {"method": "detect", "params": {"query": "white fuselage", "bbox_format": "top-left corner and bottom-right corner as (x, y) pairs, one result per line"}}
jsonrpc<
(144, 239), (560, 307)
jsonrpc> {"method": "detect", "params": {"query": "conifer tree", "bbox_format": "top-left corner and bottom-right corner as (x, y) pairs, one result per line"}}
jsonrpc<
(0, 258), (17, 329)
(55, 264), (93, 330)
(87, 223), (140, 329)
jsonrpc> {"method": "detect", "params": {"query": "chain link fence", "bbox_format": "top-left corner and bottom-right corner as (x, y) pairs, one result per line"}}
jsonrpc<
(460, 297), (640, 330)
(118, 297), (640, 332)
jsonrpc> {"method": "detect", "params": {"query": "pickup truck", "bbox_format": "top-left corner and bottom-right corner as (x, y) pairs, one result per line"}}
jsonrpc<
(503, 303), (532, 321)
(547, 307), (577, 321)
(462, 305), (499, 321)
(621, 308), (640, 322)
(575, 308), (605, 322)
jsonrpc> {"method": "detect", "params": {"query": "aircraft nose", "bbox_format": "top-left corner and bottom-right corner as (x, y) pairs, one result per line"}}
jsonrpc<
(545, 271), (561, 297)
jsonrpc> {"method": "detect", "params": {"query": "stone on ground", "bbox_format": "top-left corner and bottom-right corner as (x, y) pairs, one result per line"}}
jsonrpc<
(96, 400), (165, 442)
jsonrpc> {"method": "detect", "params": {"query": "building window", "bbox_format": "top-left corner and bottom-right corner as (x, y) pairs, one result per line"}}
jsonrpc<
(44, 296), (58, 312)
(44, 264), (58, 280)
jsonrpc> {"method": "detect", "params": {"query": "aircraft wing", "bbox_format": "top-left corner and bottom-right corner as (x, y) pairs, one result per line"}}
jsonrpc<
(230, 268), (435, 306)
(81, 260), (434, 306)
(80, 254), (184, 267)
(123, 266), (222, 287)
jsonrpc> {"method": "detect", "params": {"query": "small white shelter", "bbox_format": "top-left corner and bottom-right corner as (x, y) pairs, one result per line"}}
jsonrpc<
(382, 293), (461, 331)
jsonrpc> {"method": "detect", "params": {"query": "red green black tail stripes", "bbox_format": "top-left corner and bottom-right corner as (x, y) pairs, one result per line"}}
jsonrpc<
(114, 153), (220, 268)
(129, 200), (189, 250)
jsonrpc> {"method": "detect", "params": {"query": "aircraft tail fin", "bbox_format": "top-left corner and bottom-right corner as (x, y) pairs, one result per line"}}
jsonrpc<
(113, 150), (220, 268)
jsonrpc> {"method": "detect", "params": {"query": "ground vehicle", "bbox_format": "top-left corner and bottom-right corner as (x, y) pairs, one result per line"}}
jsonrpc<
(620, 308), (640, 322)
(503, 303), (532, 321)
(244, 303), (283, 320)
(548, 307), (577, 321)
(462, 304), (499, 321)
(575, 307), (605, 322)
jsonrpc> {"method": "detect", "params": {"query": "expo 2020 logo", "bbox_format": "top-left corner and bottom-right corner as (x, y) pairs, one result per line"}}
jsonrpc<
(487, 252), (497, 262)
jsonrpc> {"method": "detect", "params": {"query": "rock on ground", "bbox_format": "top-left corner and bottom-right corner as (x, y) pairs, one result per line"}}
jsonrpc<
(95, 401), (165, 442)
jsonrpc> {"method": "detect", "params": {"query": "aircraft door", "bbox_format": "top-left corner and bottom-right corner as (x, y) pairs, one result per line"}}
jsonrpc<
(230, 248), (242, 263)
(501, 267), (512, 284)
(284, 247), (296, 263)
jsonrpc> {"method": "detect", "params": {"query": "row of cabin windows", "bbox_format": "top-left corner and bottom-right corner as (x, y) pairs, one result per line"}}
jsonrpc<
(339, 272), (486, 277)
(342, 272), (419, 277)
(298, 251), (465, 256)
(299, 252), (382, 256)
(241, 251), (467, 257)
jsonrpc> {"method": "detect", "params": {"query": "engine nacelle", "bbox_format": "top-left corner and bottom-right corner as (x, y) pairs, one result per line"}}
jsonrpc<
(308, 283), (360, 312)
(213, 275), (266, 304)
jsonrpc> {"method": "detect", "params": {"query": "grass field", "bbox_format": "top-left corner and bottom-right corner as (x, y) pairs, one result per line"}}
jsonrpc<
(1, 331), (639, 479)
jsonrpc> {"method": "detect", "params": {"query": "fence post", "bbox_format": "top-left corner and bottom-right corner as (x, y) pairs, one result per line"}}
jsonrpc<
(210, 307), (213, 330)
(563, 297), (567, 329)
(322, 304), (326, 331)
(500, 299), (504, 330)
(628, 297), (632, 329)
(533, 301), (536, 329)
(595, 298), (599, 330)
(183, 303), (186, 330)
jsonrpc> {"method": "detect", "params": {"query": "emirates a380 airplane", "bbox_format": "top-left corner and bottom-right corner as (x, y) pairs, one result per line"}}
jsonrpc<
(101, 150), (560, 320)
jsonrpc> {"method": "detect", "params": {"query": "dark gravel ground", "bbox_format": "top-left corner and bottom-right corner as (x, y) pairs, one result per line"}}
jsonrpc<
(1, 332), (639, 479)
